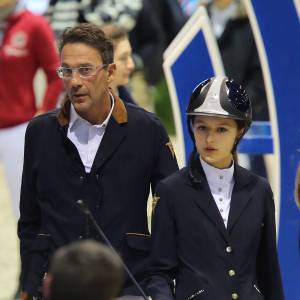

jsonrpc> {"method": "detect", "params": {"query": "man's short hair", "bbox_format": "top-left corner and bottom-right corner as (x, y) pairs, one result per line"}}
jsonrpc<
(48, 240), (123, 300)
(58, 23), (114, 65)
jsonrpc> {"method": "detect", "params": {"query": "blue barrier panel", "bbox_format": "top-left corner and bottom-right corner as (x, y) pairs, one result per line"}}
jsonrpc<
(238, 121), (273, 154)
(248, 1), (300, 298)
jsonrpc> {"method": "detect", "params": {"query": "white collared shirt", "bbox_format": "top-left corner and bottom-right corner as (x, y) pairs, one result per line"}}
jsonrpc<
(200, 157), (235, 228)
(67, 94), (115, 173)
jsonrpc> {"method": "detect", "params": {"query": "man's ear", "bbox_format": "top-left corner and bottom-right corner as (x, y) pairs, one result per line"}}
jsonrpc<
(107, 63), (116, 84)
(42, 274), (53, 300)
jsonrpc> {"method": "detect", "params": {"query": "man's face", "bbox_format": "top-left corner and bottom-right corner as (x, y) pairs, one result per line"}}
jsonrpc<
(192, 115), (242, 169)
(113, 38), (135, 87)
(60, 42), (115, 122)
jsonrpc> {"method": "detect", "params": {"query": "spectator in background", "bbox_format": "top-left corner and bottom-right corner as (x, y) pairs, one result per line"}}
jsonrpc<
(140, 0), (187, 134)
(0, 0), (62, 218)
(206, 0), (269, 177)
(43, 240), (123, 300)
(152, 0), (187, 50)
(45, 0), (143, 36)
(101, 25), (136, 105)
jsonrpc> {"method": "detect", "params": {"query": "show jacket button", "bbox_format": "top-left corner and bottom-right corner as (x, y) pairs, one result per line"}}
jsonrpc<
(232, 293), (239, 299)
(228, 269), (236, 276)
(226, 246), (232, 253)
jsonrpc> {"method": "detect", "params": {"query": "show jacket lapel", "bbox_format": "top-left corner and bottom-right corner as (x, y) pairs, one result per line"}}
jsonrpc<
(227, 165), (257, 233)
(91, 92), (128, 172)
(188, 152), (230, 243)
(92, 115), (127, 172)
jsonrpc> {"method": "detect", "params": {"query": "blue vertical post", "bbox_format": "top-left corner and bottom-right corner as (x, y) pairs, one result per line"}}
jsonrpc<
(248, 1), (300, 298)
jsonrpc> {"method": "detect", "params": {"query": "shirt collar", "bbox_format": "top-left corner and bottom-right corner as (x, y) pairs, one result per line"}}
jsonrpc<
(200, 156), (234, 184)
(69, 92), (115, 131)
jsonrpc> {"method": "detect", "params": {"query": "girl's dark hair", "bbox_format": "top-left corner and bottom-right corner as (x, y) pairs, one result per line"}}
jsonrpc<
(58, 23), (114, 65)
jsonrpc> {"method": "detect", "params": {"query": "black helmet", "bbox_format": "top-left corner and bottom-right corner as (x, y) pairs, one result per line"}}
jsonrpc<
(186, 76), (252, 147)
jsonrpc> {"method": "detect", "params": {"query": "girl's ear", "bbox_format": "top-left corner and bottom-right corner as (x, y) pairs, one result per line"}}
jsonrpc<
(232, 127), (245, 152)
(237, 128), (245, 139)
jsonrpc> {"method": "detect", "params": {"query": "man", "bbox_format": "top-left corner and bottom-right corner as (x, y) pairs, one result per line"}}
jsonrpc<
(43, 240), (123, 300)
(18, 23), (178, 298)
(0, 0), (62, 218)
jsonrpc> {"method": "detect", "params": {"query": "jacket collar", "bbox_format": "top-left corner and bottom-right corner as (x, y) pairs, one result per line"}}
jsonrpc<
(188, 150), (205, 186)
(188, 150), (257, 236)
(57, 88), (128, 127)
(188, 150), (255, 189)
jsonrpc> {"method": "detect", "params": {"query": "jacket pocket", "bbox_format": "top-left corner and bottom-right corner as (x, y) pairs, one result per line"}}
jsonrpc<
(32, 234), (52, 250)
(125, 233), (151, 251)
(121, 233), (151, 281)
(186, 289), (206, 300)
(253, 284), (265, 299)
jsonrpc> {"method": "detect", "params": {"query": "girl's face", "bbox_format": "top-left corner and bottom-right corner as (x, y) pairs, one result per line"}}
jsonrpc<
(192, 115), (243, 169)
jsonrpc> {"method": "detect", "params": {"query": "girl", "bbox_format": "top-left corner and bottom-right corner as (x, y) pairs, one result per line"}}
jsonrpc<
(148, 76), (284, 300)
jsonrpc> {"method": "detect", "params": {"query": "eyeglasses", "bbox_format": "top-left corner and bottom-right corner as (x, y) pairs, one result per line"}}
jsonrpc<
(56, 64), (108, 79)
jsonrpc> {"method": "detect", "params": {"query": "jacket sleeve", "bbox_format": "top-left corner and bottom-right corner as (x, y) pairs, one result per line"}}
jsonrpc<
(32, 16), (63, 112)
(147, 182), (177, 300)
(256, 183), (285, 300)
(17, 121), (41, 293)
(150, 117), (179, 193)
